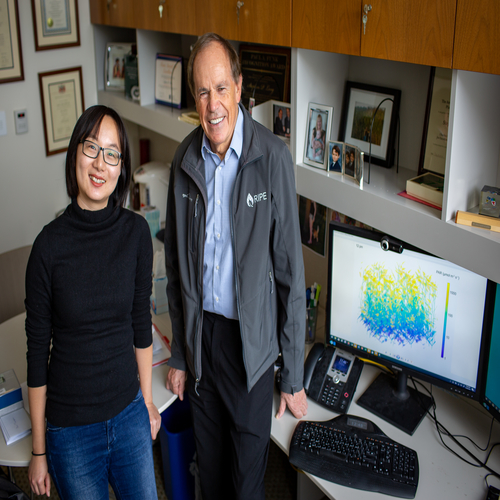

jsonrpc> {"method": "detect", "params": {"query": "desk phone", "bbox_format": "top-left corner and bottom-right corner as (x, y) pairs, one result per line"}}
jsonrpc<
(304, 343), (363, 414)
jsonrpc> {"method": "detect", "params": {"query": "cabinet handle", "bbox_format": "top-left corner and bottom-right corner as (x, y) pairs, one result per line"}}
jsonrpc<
(107, 0), (112, 12)
(236, 1), (244, 25)
(362, 4), (372, 35)
(159, 0), (165, 18)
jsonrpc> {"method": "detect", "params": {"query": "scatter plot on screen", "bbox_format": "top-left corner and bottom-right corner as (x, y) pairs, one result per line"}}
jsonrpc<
(359, 263), (437, 346)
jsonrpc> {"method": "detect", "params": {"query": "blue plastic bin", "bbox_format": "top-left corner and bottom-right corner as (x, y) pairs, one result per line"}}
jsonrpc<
(160, 395), (196, 500)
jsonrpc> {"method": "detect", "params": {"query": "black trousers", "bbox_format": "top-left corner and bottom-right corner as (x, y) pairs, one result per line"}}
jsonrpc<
(187, 311), (274, 500)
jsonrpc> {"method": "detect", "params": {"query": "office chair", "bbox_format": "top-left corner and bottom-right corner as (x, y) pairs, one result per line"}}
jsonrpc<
(0, 245), (32, 324)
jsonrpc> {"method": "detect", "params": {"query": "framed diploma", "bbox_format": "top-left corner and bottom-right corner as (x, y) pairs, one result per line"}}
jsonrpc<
(38, 66), (84, 156)
(418, 67), (452, 176)
(155, 54), (182, 109)
(31, 0), (80, 51)
(0, 0), (24, 84)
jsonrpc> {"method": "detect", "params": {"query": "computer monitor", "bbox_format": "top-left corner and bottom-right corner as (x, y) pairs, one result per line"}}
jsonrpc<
(325, 221), (495, 435)
(481, 282), (500, 421)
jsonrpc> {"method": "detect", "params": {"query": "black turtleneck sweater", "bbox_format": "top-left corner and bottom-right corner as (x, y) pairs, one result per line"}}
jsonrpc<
(26, 198), (153, 427)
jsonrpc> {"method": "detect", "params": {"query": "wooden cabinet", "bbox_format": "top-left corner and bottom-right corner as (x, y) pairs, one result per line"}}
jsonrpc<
(131, 0), (198, 35)
(292, 0), (361, 56)
(89, 0), (136, 28)
(361, 0), (455, 67)
(453, 0), (500, 75)
(293, 0), (455, 68)
(180, 0), (292, 46)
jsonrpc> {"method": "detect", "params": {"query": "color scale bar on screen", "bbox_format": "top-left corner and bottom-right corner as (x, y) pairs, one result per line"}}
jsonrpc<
(441, 283), (450, 358)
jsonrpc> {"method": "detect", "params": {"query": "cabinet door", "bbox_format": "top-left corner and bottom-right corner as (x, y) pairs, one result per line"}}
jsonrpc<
(197, 0), (239, 41)
(199, 0), (291, 46)
(132, 1), (163, 31)
(454, 0), (500, 75)
(238, 0), (291, 46)
(292, 0), (361, 56)
(90, 0), (136, 27)
(162, 0), (199, 36)
(361, 0), (455, 67)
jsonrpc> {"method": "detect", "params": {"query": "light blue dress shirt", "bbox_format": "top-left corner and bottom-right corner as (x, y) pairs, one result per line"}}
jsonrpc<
(201, 108), (243, 320)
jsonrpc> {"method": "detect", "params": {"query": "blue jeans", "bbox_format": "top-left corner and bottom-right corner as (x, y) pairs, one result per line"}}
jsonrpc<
(46, 389), (158, 500)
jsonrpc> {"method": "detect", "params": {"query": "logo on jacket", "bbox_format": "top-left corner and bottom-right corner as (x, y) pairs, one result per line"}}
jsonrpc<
(247, 192), (267, 208)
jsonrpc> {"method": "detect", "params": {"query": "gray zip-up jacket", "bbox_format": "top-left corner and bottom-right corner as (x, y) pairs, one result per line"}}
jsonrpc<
(165, 104), (305, 394)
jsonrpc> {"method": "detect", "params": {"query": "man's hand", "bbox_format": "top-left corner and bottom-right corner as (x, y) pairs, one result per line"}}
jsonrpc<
(276, 388), (308, 419)
(166, 367), (187, 401)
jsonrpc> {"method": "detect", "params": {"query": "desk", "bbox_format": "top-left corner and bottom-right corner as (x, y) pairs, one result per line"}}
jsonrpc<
(271, 361), (500, 499)
(0, 312), (176, 468)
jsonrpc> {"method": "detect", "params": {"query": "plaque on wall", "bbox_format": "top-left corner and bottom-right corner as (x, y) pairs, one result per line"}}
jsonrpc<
(239, 44), (290, 108)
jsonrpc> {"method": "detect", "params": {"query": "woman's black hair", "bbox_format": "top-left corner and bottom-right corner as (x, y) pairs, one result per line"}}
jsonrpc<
(65, 105), (131, 207)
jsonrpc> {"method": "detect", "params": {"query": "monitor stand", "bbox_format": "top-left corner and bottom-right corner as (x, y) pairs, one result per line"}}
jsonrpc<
(356, 371), (433, 435)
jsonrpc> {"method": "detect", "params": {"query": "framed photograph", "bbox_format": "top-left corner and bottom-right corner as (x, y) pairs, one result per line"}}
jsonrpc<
(38, 66), (84, 156)
(344, 143), (357, 179)
(105, 43), (133, 91)
(31, 0), (80, 51)
(272, 103), (291, 142)
(239, 44), (291, 108)
(303, 103), (333, 169)
(327, 141), (344, 174)
(418, 67), (452, 176)
(0, 0), (24, 84)
(339, 81), (401, 169)
(298, 196), (327, 257)
(155, 54), (182, 108)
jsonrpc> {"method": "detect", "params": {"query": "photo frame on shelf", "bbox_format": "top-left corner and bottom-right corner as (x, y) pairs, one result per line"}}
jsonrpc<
(339, 81), (401, 169)
(105, 43), (133, 91)
(272, 102), (291, 143)
(298, 195), (327, 257)
(0, 0), (24, 84)
(327, 141), (344, 174)
(418, 67), (452, 176)
(31, 0), (80, 51)
(155, 54), (183, 109)
(239, 44), (291, 108)
(38, 66), (84, 156)
(303, 103), (333, 169)
(344, 143), (357, 179)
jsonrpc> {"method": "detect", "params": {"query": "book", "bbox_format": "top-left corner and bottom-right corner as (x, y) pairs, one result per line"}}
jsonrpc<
(455, 210), (500, 233)
(0, 369), (22, 413)
(152, 323), (171, 367)
(0, 406), (31, 445)
(406, 172), (444, 208)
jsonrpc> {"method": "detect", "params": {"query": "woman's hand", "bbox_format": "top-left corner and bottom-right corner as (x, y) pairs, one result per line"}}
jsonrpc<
(146, 401), (162, 440)
(28, 455), (51, 497)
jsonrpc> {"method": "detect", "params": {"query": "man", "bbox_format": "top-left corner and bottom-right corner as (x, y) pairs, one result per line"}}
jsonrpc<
(329, 144), (342, 172)
(274, 107), (285, 136)
(164, 33), (307, 500)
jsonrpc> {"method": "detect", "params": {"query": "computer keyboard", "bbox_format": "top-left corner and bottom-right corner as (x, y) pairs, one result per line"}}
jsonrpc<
(289, 414), (419, 499)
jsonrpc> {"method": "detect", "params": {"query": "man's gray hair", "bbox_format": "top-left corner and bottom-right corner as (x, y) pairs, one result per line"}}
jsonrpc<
(187, 33), (242, 98)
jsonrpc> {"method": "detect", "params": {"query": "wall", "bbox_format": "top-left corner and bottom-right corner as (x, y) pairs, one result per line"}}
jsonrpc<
(0, 1), (97, 254)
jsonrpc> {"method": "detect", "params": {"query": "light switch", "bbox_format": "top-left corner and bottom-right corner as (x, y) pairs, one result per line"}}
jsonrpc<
(14, 109), (28, 134)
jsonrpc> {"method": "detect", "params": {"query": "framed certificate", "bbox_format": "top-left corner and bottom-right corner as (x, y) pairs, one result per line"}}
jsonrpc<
(155, 54), (182, 108)
(0, 0), (24, 84)
(31, 0), (80, 51)
(418, 67), (452, 176)
(38, 66), (84, 156)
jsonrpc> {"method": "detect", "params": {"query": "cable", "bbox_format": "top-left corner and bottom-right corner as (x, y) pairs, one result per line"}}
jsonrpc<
(409, 376), (500, 478)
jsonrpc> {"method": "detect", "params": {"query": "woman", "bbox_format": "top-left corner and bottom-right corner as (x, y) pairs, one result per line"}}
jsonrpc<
(311, 114), (325, 162)
(26, 105), (161, 500)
